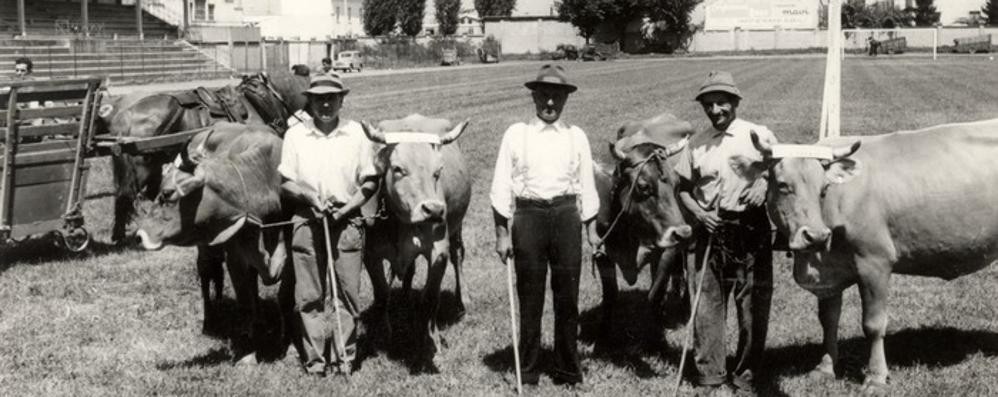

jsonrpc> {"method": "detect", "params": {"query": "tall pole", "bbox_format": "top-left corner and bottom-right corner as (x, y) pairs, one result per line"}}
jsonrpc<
(136, 0), (144, 40)
(819, 0), (842, 139)
(82, 0), (89, 38)
(17, 0), (26, 38)
(182, 0), (190, 37)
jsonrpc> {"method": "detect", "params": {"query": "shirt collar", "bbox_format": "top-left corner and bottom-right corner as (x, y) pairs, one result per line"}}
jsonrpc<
(530, 117), (568, 132)
(304, 118), (352, 138)
(710, 118), (741, 137)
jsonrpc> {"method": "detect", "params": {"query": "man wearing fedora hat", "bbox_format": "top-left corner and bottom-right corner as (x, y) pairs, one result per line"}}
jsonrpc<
(674, 70), (778, 395)
(279, 74), (379, 377)
(490, 64), (600, 388)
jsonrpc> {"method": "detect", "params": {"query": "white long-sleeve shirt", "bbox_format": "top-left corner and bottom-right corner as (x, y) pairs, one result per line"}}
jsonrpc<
(490, 118), (600, 221)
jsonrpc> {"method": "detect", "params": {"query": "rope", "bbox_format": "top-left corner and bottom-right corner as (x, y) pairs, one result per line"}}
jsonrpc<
(673, 236), (713, 397)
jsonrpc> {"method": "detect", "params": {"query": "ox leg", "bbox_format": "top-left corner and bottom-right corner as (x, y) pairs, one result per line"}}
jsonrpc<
(811, 293), (843, 380)
(110, 154), (136, 244)
(595, 252), (618, 344)
(449, 233), (466, 320)
(364, 253), (392, 341)
(402, 262), (416, 299)
(858, 270), (891, 394)
(197, 245), (226, 337)
(418, 249), (449, 372)
(225, 247), (260, 364)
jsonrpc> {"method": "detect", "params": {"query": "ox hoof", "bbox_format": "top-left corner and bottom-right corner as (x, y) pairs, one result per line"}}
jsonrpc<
(861, 378), (888, 396)
(235, 353), (258, 366)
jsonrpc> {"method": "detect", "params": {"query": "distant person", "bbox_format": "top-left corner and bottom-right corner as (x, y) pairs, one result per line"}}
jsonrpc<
(291, 64), (311, 77)
(867, 36), (879, 56)
(320, 57), (333, 74)
(13, 57), (34, 80)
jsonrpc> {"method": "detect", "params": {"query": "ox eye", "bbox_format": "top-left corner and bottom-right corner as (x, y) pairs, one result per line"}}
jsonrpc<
(777, 181), (792, 194)
(635, 179), (653, 197)
(393, 166), (408, 177)
(433, 168), (442, 179)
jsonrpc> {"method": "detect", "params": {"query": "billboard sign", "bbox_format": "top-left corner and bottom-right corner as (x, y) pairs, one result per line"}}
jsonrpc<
(705, 0), (818, 30)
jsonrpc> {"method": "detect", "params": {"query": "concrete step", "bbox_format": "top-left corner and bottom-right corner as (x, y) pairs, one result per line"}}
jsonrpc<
(0, 52), (205, 62)
(0, 62), (226, 79)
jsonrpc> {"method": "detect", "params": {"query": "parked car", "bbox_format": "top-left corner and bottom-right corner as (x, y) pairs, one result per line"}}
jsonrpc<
(952, 34), (992, 54)
(551, 44), (579, 61)
(441, 48), (461, 66)
(333, 51), (363, 72)
(580, 45), (608, 61)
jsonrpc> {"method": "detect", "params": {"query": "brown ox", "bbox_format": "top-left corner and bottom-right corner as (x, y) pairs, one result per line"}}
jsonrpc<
(730, 119), (998, 394)
(361, 114), (471, 372)
(134, 123), (291, 363)
(593, 113), (694, 338)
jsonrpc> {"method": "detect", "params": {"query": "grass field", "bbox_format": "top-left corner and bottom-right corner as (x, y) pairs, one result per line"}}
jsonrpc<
(3, 56), (998, 396)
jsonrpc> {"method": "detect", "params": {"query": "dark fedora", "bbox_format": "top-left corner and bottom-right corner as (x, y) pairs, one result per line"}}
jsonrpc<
(694, 70), (741, 101)
(304, 74), (350, 95)
(524, 64), (577, 93)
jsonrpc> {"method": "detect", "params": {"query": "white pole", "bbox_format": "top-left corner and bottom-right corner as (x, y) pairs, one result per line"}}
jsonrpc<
(505, 258), (523, 394)
(323, 216), (347, 370)
(819, 0), (842, 139)
(933, 27), (938, 61)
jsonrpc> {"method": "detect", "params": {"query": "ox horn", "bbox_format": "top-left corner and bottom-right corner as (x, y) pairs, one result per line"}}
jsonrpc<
(832, 140), (861, 160)
(750, 131), (773, 158)
(440, 120), (471, 145)
(610, 139), (628, 160)
(361, 120), (387, 144)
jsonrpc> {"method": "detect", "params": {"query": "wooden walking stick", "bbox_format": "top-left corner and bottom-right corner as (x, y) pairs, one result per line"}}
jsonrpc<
(323, 216), (347, 371)
(505, 257), (523, 394)
(673, 236), (713, 397)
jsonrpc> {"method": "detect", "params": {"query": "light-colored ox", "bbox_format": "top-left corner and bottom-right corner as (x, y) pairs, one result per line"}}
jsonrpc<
(361, 114), (472, 372)
(730, 119), (998, 394)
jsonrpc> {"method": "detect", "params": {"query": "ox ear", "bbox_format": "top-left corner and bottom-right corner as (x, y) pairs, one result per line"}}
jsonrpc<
(360, 120), (387, 144)
(728, 155), (770, 181)
(609, 140), (626, 161)
(825, 158), (862, 185)
(209, 215), (248, 246)
(440, 120), (470, 145)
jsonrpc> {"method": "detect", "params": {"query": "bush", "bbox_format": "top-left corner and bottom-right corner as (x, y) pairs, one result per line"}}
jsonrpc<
(358, 36), (477, 68)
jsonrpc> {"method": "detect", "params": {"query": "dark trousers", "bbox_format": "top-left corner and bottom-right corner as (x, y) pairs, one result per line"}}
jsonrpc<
(690, 207), (773, 390)
(512, 195), (583, 385)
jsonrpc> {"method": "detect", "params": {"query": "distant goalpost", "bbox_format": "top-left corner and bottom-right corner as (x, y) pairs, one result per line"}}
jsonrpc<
(818, 0), (939, 139)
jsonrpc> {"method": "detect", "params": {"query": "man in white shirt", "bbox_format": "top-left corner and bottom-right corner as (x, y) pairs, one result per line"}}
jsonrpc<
(490, 64), (600, 388)
(675, 71), (776, 396)
(279, 74), (379, 377)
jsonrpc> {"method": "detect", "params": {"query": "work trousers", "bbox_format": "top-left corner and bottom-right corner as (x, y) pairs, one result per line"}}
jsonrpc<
(511, 195), (583, 385)
(690, 206), (773, 391)
(289, 210), (364, 373)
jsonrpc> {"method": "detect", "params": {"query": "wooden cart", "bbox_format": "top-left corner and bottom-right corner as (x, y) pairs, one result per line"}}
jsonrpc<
(1, 77), (104, 251)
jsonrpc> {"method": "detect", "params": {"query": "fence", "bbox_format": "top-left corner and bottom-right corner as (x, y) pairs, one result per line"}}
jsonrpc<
(689, 26), (998, 53)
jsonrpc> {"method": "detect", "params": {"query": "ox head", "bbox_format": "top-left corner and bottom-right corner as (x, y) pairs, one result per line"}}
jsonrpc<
(361, 116), (469, 224)
(134, 124), (287, 283)
(606, 117), (693, 251)
(730, 133), (862, 252)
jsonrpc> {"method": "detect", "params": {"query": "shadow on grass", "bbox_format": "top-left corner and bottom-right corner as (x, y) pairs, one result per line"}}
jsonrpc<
(0, 237), (137, 274)
(356, 286), (465, 375)
(156, 295), (291, 370)
(766, 326), (998, 386)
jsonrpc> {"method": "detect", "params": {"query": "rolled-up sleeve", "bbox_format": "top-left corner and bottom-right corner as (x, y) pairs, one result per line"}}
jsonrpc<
(575, 129), (600, 221)
(278, 129), (298, 181)
(489, 126), (515, 219)
(355, 137), (380, 186)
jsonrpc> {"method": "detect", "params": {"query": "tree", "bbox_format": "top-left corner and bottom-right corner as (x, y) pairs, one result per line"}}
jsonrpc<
(436, 0), (461, 36)
(913, 0), (940, 26)
(984, 0), (998, 26)
(474, 0), (516, 18)
(363, 0), (398, 36)
(642, 0), (702, 51)
(558, 0), (613, 44)
(398, 0), (426, 38)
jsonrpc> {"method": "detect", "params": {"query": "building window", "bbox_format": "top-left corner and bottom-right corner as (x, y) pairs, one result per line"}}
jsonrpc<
(194, 0), (206, 21)
(348, 7), (352, 22)
(208, 4), (215, 21)
(336, 6), (341, 23)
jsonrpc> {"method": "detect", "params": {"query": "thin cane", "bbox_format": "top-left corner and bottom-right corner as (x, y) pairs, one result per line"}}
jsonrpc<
(505, 257), (523, 395)
(673, 236), (713, 397)
(323, 216), (347, 368)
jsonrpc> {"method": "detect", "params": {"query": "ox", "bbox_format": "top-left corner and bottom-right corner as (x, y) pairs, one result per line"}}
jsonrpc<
(593, 113), (694, 339)
(134, 122), (291, 363)
(730, 119), (998, 393)
(102, 71), (307, 243)
(360, 114), (471, 371)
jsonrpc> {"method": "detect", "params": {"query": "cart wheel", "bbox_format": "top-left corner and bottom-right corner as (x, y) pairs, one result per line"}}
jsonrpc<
(59, 227), (90, 253)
